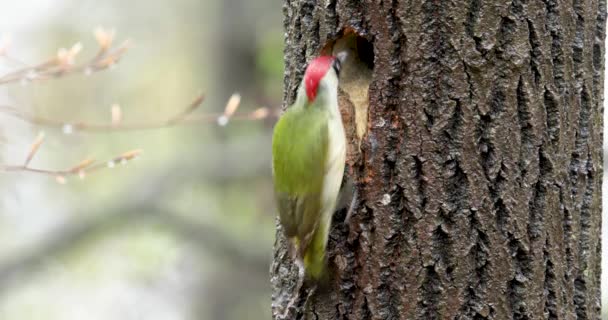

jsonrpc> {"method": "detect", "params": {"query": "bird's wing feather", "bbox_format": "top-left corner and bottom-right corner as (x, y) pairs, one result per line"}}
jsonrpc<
(272, 107), (329, 241)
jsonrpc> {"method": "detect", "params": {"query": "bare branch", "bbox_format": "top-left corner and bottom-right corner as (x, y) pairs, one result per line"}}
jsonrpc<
(23, 132), (45, 166)
(0, 28), (278, 182)
(165, 94), (206, 125)
(0, 94), (278, 132)
(0, 28), (129, 86)
(1, 149), (142, 182)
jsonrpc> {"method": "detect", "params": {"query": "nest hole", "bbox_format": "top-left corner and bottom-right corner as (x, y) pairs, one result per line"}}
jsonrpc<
(328, 31), (374, 165)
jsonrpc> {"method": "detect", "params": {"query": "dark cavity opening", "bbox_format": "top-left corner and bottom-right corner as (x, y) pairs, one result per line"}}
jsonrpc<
(354, 36), (374, 70)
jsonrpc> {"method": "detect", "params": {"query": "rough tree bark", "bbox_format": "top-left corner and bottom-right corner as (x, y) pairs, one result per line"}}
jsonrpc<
(271, 0), (605, 319)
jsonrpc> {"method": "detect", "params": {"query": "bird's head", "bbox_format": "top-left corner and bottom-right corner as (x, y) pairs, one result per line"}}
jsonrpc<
(303, 55), (342, 102)
(295, 54), (346, 108)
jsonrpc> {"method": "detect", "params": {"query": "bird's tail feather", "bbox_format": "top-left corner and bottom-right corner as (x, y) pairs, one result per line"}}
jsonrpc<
(303, 219), (330, 281)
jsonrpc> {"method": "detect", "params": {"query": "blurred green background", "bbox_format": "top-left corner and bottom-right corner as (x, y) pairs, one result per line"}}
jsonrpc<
(0, 1), (281, 319)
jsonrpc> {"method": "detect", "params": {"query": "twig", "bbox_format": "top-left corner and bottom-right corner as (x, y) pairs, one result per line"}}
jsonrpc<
(1, 138), (142, 183)
(0, 29), (278, 182)
(0, 27), (129, 86)
(0, 94), (278, 133)
(23, 132), (45, 167)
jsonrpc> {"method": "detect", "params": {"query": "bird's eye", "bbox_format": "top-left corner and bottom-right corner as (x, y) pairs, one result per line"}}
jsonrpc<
(332, 59), (341, 76)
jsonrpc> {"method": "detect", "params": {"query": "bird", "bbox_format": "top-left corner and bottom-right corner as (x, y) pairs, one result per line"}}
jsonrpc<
(272, 54), (346, 280)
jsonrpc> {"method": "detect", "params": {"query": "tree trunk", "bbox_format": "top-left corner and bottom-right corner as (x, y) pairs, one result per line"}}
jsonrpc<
(271, 0), (605, 319)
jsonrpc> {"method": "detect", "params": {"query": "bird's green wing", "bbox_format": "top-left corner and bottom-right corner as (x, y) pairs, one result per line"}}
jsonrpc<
(272, 107), (329, 241)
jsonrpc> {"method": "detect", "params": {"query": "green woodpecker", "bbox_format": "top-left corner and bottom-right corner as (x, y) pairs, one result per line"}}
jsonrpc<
(272, 55), (346, 280)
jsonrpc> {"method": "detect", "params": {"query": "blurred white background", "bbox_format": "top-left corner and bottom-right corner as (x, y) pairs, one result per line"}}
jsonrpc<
(0, 1), (280, 319)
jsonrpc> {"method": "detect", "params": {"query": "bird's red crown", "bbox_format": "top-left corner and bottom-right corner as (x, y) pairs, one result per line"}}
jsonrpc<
(304, 56), (335, 102)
